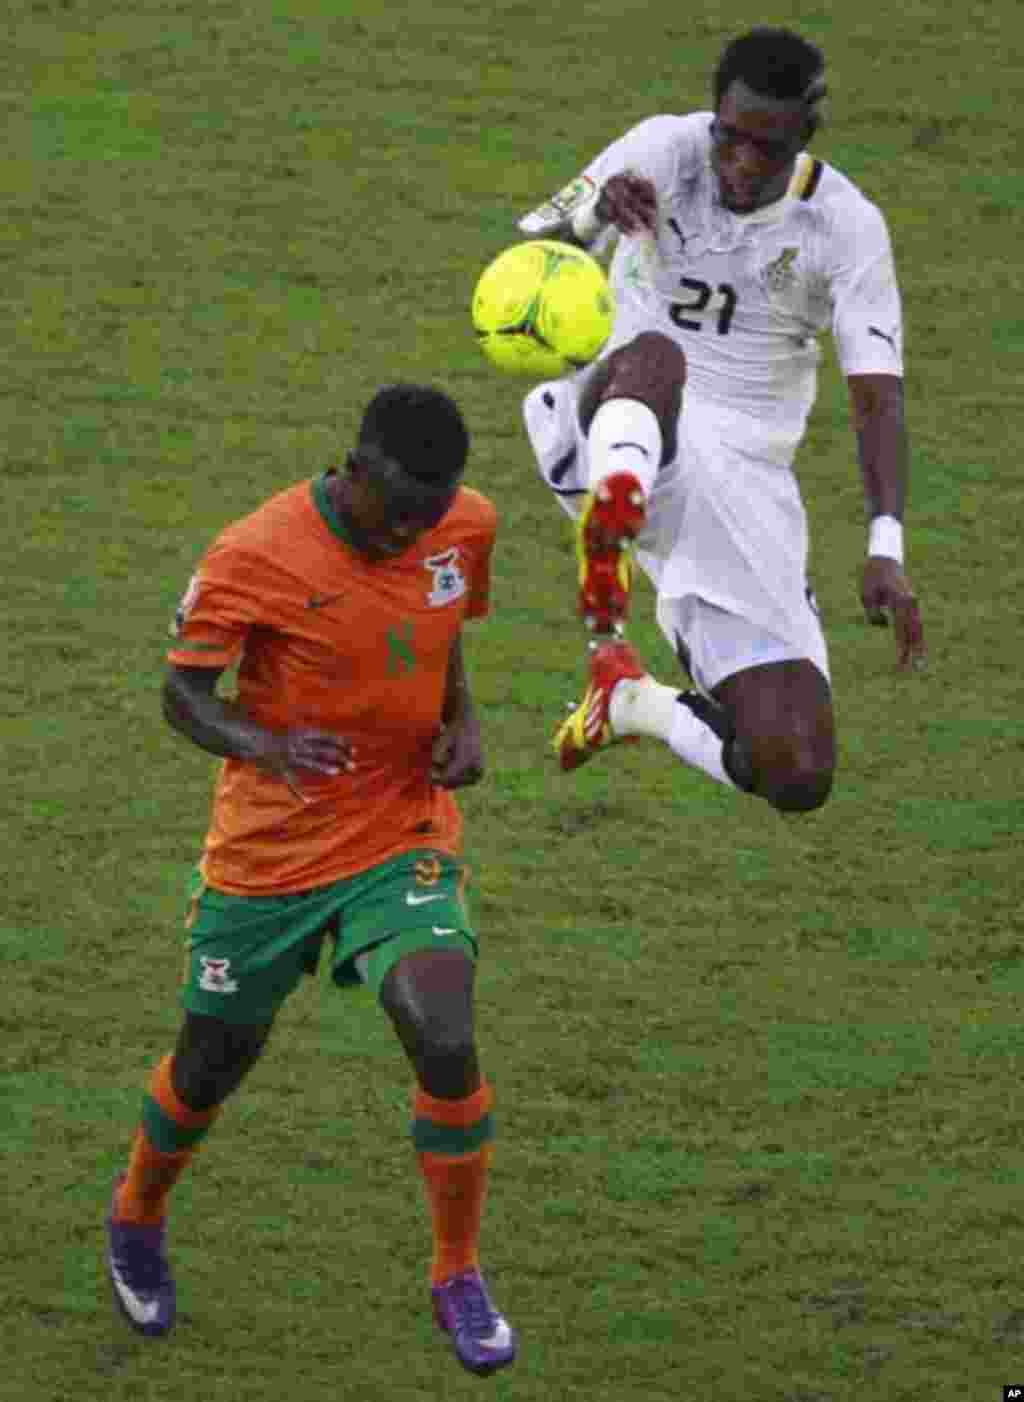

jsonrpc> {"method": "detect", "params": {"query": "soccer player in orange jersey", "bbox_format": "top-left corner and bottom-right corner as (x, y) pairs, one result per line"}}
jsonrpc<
(105, 385), (516, 1376)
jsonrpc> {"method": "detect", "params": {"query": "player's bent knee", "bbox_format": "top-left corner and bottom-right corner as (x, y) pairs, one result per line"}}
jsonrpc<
(580, 332), (686, 449)
(172, 1014), (273, 1112)
(764, 760), (834, 813)
(419, 1017), (477, 1067)
(380, 952), (475, 1049)
(385, 991), (476, 1064)
(380, 950), (480, 1098)
(605, 330), (687, 383)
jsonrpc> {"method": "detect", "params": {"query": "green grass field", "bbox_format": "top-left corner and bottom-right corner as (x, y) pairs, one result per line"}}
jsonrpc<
(4, 1), (1023, 1398)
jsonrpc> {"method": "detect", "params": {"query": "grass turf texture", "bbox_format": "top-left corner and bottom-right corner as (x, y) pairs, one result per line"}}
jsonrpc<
(3, 1), (1023, 1398)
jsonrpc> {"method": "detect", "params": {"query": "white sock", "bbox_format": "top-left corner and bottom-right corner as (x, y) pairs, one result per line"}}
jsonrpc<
(586, 398), (660, 498)
(609, 676), (736, 789)
(609, 675), (677, 740)
(668, 697), (735, 788)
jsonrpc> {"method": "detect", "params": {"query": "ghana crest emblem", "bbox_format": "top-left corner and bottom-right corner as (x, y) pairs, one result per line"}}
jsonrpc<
(762, 246), (800, 293)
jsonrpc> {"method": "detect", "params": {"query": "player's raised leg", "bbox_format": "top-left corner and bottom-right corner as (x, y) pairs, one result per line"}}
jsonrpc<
(379, 948), (516, 1377)
(554, 636), (752, 790)
(575, 332), (685, 634)
(714, 658), (835, 811)
(557, 635), (835, 813)
(106, 1014), (272, 1336)
(555, 637), (647, 771)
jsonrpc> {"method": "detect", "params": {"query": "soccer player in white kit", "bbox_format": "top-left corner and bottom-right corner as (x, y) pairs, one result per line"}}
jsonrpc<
(520, 27), (926, 812)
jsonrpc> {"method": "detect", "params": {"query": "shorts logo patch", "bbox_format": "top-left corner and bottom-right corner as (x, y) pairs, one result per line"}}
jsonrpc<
(414, 856), (443, 887)
(424, 549), (466, 607)
(198, 957), (239, 994)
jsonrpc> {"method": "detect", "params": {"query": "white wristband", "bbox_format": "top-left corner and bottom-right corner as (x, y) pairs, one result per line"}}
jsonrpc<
(570, 195), (606, 245)
(868, 514), (904, 564)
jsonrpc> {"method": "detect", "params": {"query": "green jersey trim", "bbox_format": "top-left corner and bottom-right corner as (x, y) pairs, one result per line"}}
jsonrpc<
(412, 1113), (496, 1156)
(311, 471), (358, 549)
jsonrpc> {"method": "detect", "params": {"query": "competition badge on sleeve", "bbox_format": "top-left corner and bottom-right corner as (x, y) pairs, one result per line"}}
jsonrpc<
(519, 174), (597, 236)
(170, 573), (201, 638)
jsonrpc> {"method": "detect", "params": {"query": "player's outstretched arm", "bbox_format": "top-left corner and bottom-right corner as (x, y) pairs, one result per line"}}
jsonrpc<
(848, 373), (926, 671)
(519, 171), (657, 249)
(162, 664), (356, 795)
(593, 173), (658, 235)
(430, 634), (483, 790)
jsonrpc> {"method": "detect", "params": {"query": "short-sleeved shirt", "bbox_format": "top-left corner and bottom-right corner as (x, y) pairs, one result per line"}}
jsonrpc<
(167, 473), (497, 895)
(524, 113), (904, 467)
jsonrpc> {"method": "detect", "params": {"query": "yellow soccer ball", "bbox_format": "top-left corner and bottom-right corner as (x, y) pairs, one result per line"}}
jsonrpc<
(471, 239), (615, 378)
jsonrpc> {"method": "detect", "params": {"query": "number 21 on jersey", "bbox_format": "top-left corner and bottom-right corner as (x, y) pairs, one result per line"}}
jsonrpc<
(669, 278), (738, 335)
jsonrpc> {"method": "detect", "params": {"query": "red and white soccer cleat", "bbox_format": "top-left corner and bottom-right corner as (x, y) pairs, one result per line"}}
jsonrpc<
(576, 471), (646, 634)
(554, 639), (646, 772)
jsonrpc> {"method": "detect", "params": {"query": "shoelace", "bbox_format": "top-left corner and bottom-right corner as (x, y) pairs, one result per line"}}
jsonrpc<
(454, 1279), (494, 1337)
(115, 1243), (170, 1290)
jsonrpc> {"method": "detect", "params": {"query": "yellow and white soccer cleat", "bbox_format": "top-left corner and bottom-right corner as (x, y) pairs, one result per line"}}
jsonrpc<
(554, 639), (646, 772)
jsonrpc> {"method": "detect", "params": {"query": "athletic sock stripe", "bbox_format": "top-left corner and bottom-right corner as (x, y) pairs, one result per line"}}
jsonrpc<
(148, 1054), (220, 1130)
(413, 1113), (495, 1156)
(414, 1083), (493, 1128)
(142, 1095), (213, 1153)
(677, 689), (731, 741)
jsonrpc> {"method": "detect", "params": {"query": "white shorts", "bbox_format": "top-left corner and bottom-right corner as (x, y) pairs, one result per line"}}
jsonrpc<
(523, 376), (830, 694)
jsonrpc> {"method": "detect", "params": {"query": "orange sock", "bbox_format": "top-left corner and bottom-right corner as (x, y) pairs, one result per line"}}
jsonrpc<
(414, 1083), (494, 1286)
(114, 1054), (220, 1225)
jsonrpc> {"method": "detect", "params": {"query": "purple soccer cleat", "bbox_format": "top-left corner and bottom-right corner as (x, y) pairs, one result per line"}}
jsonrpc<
(105, 1175), (176, 1337)
(432, 1268), (517, 1376)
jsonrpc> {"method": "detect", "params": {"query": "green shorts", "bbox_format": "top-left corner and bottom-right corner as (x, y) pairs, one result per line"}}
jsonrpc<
(181, 850), (476, 1024)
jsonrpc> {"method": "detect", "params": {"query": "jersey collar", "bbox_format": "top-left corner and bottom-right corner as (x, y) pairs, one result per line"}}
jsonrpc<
(729, 152), (816, 225)
(311, 470), (359, 548)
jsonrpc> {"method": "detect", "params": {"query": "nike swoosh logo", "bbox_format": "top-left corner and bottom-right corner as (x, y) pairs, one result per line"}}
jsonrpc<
(868, 326), (897, 349)
(433, 926), (457, 936)
(479, 1320), (513, 1350)
(109, 1261), (161, 1325)
(405, 891), (444, 906)
(306, 593), (347, 610)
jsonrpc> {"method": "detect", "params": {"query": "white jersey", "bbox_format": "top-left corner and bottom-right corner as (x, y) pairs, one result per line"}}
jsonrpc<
(524, 113), (904, 467)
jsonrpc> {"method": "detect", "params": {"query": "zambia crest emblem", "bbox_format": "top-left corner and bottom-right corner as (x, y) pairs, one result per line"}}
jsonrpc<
(424, 549), (466, 607)
(762, 246), (800, 293)
(198, 957), (239, 994)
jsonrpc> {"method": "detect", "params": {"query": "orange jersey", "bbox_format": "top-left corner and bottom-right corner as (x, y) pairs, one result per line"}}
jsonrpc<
(167, 472), (496, 894)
